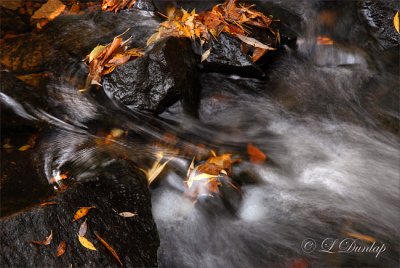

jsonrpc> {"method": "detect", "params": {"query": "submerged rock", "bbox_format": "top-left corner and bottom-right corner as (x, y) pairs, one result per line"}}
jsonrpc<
(0, 161), (159, 267)
(103, 37), (200, 115)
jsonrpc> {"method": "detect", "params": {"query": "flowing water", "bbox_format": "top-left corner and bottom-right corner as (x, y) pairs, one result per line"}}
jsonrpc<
(1, 0), (399, 267)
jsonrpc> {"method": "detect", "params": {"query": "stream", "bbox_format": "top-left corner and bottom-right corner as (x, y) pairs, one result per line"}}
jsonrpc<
(1, 0), (399, 267)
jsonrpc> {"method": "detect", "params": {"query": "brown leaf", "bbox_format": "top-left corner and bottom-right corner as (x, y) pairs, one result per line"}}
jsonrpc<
(56, 241), (67, 257)
(235, 34), (276, 50)
(31, 231), (53, 245)
(18, 144), (31, 151)
(73, 206), (95, 222)
(31, 0), (66, 20)
(252, 47), (267, 62)
(247, 143), (267, 164)
(94, 232), (123, 266)
(40, 201), (58, 207)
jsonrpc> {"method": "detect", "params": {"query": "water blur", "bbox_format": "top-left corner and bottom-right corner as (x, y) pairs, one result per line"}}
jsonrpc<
(1, 0), (399, 267)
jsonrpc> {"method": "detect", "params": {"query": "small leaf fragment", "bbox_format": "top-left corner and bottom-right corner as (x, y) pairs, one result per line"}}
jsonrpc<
(73, 206), (95, 222)
(78, 219), (88, 236)
(56, 241), (67, 257)
(31, 231), (53, 245)
(94, 232), (123, 266)
(40, 201), (58, 207)
(118, 212), (137, 218)
(78, 235), (97, 251)
(201, 48), (211, 62)
(394, 11), (399, 33)
(345, 232), (376, 243)
(18, 145), (31, 151)
(235, 34), (276, 50)
(247, 143), (267, 164)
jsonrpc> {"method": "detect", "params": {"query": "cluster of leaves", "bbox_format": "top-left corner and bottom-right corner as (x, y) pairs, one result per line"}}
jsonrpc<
(85, 35), (143, 86)
(147, 0), (277, 61)
(101, 0), (136, 13)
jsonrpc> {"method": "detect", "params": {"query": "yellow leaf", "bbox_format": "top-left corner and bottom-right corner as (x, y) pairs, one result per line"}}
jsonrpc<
(186, 172), (218, 188)
(18, 144), (31, 151)
(94, 232), (123, 266)
(394, 11), (399, 33)
(73, 206), (95, 222)
(201, 48), (211, 62)
(31, 0), (66, 20)
(89, 45), (106, 62)
(78, 235), (97, 251)
(141, 152), (172, 184)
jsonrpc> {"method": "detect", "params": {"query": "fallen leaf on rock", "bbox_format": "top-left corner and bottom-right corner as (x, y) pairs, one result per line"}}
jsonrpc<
(252, 47), (267, 62)
(31, 0), (66, 20)
(394, 11), (399, 33)
(345, 232), (376, 243)
(78, 219), (88, 236)
(56, 241), (66, 257)
(235, 34), (276, 50)
(85, 35), (143, 86)
(78, 235), (97, 251)
(31, 231), (53, 245)
(119, 212), (137, 218)
(316, 36), (334, 45)
(201, 48), (211, 62)
(94, 232), (123, 266)
(247, 143), (267, 164)
(40, 201), (58, 207)
(73, 206), (95, 222)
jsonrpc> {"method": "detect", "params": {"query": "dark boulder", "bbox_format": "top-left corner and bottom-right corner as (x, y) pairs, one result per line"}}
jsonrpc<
(0, 161), (159, 267)
(103, 37), (200, 115)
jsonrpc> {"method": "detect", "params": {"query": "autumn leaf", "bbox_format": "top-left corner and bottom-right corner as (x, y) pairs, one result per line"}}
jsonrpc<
(394, 11), (399, 33)
(73, 206), (95, 222)
(89, 45), (106, 62)
(235, 34), (276, 51)
(94, 232), (123, 266)
(247, 143), (267, 164)
(31, 0), (66, 20)
(56, 241), (67, 257)
(140, 152), (172, 184)
(78, 219), (88, 237)
(119, 212), (137, 218)
(78, 235), (97, 251)
(102, 0), (136, 12)
(346, 232), (376, 243)
(18, 145), (31, 151)
(201, 48), (211, 62)
(40, 201), (58, 207)
(31, 231), (53, 245)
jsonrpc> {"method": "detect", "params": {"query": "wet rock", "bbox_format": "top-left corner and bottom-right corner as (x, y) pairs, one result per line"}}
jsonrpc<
(0, 161), (159, 267)
(0, 10), (160, 73)
(359, 0), (400, 50)
(134, 0), (156, 11)
(195, 33), (266, 79)
(103, 37), (200, 115)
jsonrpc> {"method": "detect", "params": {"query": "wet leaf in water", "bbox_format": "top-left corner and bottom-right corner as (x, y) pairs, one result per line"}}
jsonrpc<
(78, 235), (97, 251)
(31, 231), (53, 245)
(140, 152), (172, 184)
(118, 212), (137, 218)
(18, 145), (31, 151)
(89, 45), (106, 63)
(94, 232), (123, 266)
(78, 219), (88, 236)
(73, 206), (95, 222)
(56, 241), (67, 257)
(394, 11), (399, 33)
(247, 143), (267, 164)
(345, 232), (376, 243)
